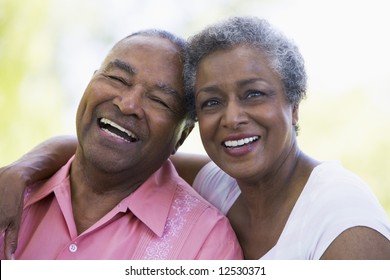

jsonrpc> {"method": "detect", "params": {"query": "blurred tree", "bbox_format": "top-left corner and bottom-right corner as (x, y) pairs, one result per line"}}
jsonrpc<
(0, 0), (63, 165)
(299, 90), (390, 213)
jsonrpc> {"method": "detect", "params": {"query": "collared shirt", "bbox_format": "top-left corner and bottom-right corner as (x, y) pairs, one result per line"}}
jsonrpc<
(1, 157), (242, 260)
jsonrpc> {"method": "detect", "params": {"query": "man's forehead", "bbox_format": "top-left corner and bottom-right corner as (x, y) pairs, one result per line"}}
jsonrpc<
(114, 35), (178, 53)
(108, 37), (181, 69)
(102, 36), (184, 89)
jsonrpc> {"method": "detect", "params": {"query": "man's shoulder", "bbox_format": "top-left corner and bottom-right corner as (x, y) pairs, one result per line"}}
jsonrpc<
(157, 159), (228, 222)
(172, 181), (222, 216)
(24, 160), (72, 207)
(160, 159), (220, 211)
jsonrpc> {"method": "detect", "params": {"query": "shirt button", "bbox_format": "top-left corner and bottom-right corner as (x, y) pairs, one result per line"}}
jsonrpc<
(69, 244), (78, 253)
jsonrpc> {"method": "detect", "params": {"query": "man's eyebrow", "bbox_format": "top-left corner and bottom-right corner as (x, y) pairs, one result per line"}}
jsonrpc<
(156, 81), (181, 98)
(105, 59), (137, 75)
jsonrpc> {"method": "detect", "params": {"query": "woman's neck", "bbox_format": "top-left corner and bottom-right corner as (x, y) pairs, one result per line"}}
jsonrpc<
(235, 147), (318, 219)
(228, 149), (319, 259)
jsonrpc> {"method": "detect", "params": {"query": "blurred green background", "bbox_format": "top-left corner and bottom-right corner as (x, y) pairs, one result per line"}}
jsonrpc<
(1, 0), (389, 215)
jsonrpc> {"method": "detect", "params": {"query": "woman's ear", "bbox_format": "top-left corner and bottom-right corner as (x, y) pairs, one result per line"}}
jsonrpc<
(292, 104), (299, 126)
(292, 104), (300, 134)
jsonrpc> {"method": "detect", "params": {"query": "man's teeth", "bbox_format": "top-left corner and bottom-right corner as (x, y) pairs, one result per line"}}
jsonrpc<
(99, 118), (137, 142)
(224, 136), (259, 148)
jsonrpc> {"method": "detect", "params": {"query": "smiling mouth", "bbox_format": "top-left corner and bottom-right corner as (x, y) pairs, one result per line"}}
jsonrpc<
(98, 118), (138, 142)
(223, 136), (259, 148)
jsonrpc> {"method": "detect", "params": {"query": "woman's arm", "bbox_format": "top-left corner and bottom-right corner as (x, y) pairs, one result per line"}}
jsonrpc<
(320, 226), (390, 259)
(170, 152), (211, 186)
(0, 135), (77, 259)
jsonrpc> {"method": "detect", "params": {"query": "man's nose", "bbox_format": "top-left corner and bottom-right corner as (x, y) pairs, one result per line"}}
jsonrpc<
(113, 86), (145, 118)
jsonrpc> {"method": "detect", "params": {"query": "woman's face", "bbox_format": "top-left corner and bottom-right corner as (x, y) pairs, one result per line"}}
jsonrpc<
(195, 45), (298, 182)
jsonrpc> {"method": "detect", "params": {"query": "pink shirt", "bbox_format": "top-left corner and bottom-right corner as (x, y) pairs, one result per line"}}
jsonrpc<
(1, 158), (242, 260)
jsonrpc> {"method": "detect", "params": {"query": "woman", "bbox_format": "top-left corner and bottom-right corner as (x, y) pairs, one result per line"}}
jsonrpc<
(1, 17), (390, 259)
(184, 17), (390, 259)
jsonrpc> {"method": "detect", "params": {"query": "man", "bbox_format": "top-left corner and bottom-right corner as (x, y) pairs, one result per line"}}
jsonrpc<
(0, 30), (242, 259)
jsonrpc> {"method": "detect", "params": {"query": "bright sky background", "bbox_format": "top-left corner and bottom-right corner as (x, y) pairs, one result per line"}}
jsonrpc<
(1, 0), (389, 211)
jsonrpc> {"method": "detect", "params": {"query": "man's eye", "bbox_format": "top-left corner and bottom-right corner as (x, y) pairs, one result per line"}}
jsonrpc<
(149, 95), (178, 113)
(108, 75), (128, 85)
(151, 97), (169, 108)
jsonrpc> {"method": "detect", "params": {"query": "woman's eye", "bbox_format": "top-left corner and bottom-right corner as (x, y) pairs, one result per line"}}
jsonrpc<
(201, 99), (220, 109)
(246, 90), (265, 99)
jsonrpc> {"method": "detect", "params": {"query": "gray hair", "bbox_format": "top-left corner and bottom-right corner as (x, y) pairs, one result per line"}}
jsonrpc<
(115, 29), (196, 125)
(184, 16), (307, 121)
(125, 29), (187, 54)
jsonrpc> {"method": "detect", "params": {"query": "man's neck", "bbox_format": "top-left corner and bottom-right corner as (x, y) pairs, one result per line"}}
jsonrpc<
(68, 156), (148, 234)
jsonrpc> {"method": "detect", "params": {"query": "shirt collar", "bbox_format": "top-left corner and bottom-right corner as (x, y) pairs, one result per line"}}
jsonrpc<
(25, 156), (182, 238)
(123, 159), (180, 237)
(24, 157), (73, 207)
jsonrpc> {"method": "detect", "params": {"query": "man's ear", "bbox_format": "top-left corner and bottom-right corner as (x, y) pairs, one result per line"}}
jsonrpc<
(172, 124), (194, 155)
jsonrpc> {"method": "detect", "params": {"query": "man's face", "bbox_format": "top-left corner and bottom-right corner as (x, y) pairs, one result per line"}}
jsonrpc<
(75, 35), (190, 177)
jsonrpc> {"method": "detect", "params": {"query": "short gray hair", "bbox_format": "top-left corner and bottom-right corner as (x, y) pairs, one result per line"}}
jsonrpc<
(184, 16), (307, 121)
(115, 30), (196, 126)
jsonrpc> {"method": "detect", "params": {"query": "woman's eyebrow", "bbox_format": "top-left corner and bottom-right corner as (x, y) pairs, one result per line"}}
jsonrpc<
(236, 78), (264, 87)
(196, 84), (220, 95)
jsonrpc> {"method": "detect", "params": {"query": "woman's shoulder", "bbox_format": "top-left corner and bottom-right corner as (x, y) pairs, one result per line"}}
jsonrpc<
(300, 161), (386, 216)
(307, 161), (378, 199)
(272, 161), (390, 259)
(291, 161), (390, 258)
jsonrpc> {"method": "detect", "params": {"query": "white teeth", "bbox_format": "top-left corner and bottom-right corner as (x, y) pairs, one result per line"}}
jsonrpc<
(224, 136), (259, 148)
(100, 118), (137, 140)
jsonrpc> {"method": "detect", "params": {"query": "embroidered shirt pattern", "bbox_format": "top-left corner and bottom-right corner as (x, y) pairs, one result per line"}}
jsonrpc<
(144, 187), (200, 259)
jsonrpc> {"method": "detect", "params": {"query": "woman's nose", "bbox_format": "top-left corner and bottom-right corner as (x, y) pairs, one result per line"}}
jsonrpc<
(221, 101), (248, 129)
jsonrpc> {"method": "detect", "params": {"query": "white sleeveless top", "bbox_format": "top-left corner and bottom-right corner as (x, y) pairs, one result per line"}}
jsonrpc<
(192, 161), (390, 259)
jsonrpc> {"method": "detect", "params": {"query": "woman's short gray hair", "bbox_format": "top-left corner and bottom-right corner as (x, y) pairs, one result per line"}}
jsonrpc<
(184, 16), (307, 120)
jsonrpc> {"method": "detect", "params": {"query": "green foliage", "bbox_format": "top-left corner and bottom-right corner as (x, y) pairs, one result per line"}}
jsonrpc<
(299, 90), (390, 215)
(0, 0), (64, 164)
